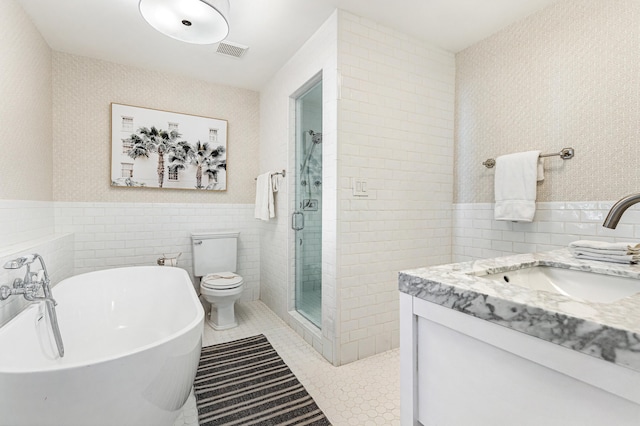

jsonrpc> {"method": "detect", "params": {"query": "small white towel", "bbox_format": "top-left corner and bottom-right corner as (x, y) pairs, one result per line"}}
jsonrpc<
(254, 172), (275, 221)
(568, 240), (640, 263)
(569, 240), (640, 254)
(569, 250), (640, 264)
(271, 174), (282, 193)
(494, 151), (541, 222)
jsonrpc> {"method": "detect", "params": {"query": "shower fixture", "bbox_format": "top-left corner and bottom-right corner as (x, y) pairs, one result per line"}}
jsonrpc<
(139, 0), (230, 44)
(300, 130), (322, 173)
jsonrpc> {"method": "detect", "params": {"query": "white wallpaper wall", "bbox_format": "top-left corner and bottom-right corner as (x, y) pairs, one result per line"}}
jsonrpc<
(52, 52), (260, 204)
(0, 0), (53, 202)
(0, 2), (67, 327)
(455, 0), (640, 203)
(45, 54), (262, 306)
(452, 1), (640, 261)
(336, 12), (455, 364)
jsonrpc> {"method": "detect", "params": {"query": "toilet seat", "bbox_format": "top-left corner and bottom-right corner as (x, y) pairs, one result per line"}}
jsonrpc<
(201, 272), (243, 290)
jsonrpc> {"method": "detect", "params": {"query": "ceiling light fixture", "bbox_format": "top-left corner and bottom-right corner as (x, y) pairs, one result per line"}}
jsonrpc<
(139, 0), (230, 45)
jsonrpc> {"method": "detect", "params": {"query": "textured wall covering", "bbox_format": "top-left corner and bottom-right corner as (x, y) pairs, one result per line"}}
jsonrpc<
(52, 52), (260, 203)
(0, 0), (53, 201)
(455, 0), (640, 203)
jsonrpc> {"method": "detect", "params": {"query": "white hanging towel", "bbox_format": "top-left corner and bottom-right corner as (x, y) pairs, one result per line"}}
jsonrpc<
(494, 150), (541, 222)
(254, 172), (275, 221)
(254, 172), (282, 221)
(271, 173), (282, 193)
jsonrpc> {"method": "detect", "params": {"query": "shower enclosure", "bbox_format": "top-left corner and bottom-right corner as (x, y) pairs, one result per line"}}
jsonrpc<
(292, 80), (322, 328)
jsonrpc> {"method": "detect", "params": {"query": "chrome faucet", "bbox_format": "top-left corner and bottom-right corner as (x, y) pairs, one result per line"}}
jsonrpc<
(2, 254), (55, 304)
(1, 254), (64, 357)
(602, 193), (640, 229)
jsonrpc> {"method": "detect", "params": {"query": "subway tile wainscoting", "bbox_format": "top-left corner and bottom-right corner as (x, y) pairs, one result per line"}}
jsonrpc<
(0, 200), (55, 248)
(54, 202), (261, 301)
(453, 202), (640, 262)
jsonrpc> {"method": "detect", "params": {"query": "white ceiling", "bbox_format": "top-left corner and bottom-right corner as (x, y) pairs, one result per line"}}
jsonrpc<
(15, 0), (561, 91)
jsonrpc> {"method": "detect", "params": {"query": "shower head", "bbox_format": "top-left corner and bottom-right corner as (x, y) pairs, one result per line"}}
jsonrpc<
(308, 130), (322, 144)
(3, 255), (35, 269)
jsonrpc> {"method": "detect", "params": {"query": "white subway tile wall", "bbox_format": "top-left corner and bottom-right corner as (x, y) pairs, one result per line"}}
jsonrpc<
(0, 200), (55, 247)
(54, 202), (260, 301)
(0, 233), (74, 326)
(260, 11), (339, 363)
(453, 202), (640, 262)
(336, 12), (455, 364)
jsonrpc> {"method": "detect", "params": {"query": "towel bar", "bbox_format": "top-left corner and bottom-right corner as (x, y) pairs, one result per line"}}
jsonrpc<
(254, 170), (286, 180)
(482, 148), (574, 169)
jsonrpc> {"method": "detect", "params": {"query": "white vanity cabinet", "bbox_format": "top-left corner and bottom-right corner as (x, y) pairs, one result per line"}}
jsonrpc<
(399, 250), (640, 426)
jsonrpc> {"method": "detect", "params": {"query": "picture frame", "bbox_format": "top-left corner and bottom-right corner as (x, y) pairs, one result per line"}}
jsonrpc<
(110, 103), (228, 191)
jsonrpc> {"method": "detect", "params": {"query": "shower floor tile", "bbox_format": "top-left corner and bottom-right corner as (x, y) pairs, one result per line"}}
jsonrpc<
(174, 300), (400, 426)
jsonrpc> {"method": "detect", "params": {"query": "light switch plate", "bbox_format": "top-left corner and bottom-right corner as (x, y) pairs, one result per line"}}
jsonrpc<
(352, 178), (376, 199)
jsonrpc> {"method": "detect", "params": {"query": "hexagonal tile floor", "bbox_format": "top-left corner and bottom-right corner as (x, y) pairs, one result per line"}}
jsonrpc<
(173, 300), (400, 426)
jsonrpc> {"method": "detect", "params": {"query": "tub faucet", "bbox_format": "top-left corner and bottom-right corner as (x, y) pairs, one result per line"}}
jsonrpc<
(602, 193), (640, 229)
(2, 254), (55, 303)
(1, 254), (64, 357)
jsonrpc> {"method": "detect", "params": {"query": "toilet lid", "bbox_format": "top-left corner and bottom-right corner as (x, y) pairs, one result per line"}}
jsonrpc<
(201, 272), (243, 289)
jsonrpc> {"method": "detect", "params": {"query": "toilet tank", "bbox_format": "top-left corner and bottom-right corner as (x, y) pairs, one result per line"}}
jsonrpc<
(191, 231), (239, 277)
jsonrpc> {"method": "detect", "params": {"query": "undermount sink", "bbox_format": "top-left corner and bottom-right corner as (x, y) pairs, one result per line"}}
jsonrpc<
(478, 266), (640, 303)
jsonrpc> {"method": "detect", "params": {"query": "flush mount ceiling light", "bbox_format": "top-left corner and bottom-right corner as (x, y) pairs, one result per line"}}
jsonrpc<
(139, 0), (230, 44)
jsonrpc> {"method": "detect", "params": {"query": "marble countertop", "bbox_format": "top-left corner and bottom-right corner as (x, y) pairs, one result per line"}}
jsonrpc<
(399, 249), (640, 372)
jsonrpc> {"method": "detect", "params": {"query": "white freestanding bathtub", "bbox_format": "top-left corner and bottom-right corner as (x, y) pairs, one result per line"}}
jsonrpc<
(0, 266), (204, 426)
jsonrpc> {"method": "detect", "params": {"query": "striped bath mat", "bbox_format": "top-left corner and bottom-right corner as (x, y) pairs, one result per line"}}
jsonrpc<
(194, 334), (331, 426)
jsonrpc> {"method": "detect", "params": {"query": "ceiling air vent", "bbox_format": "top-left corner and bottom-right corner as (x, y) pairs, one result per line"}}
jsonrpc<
(216, 41), (249, 58)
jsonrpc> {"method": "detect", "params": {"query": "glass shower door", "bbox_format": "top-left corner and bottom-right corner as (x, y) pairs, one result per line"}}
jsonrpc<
(293, 80), (322, 328)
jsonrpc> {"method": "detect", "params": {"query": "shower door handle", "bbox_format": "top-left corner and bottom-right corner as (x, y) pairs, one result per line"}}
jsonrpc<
(292, 211), (304, 231)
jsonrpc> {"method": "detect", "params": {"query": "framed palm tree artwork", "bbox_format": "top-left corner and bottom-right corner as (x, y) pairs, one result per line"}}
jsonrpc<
(110, 103), (228, 191)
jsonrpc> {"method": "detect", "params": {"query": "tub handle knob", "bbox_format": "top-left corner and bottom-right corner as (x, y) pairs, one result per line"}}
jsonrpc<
(0, 285), (11, 301)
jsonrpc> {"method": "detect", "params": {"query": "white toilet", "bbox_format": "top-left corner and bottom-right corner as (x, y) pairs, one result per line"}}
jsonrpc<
(191, 231), (244, 330)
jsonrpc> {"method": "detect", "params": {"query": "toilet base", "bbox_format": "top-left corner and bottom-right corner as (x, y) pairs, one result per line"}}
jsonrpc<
(206, 302), (239, 330)
(200, 278), (244, 331)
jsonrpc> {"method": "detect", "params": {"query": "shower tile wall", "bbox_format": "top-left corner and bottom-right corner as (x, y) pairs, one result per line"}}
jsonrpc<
(336, 12), (455, 363)
(54, 202), (261, 301)
(453, 202), (640, 262)
(260, 11), (339, 363)
(262, 9), (456, 365)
